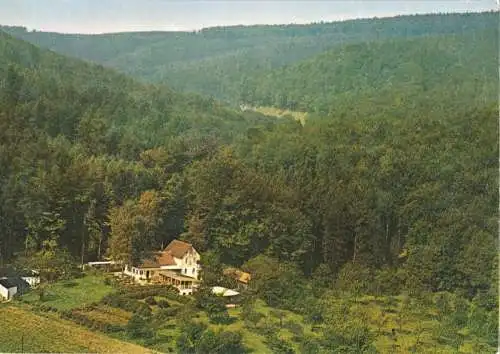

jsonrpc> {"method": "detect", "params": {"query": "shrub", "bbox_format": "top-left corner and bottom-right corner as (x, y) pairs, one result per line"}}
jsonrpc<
(134, 303), (152, 318)
(145, 296), (157, 306)
(157, 299), (170, 308)
(119, 285), (184, 301)
(266, 335), (295, 354)
(284, 321), (304, 337)
(127, 314), (154, 339)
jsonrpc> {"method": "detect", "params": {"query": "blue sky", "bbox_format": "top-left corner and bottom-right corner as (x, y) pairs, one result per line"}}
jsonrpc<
(0, 0), (497, 33)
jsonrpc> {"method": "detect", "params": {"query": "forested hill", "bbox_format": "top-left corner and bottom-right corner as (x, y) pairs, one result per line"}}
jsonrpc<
(1, 11), (497, 103)
(0, 13), (498, 353)
(0, 30), (272, 157)
(239, 27), (498, 116)
(0, 30), (272, 259)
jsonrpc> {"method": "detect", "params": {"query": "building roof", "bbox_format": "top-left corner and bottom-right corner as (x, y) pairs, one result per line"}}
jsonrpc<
(163, 240), (193, 259)
(0, 278), (17, 289)
(223, 267), (251, 284)
(212, 286), (240, 297)
(136, 239), (195, 269)
(0, 267), (38, 278)
(158, 270), (199, 282)
(86, 261), (120, 266)
(139, 251), (176, 269)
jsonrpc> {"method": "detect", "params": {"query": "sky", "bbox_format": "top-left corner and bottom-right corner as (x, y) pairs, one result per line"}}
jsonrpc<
(0, 0), (497, 34)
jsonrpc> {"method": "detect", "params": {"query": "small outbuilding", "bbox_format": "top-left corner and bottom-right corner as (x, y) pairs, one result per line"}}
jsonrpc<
(211, 286), (242, 307)
(211, 286), (240, 297)
(0, 278), (18, 300)
(223, 267), (251, 290)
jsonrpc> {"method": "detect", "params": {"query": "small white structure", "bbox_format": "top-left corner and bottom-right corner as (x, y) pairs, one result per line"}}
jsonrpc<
(82, 261), (121, 272)
(0, 279), (18, 300)
(211, 286), (240, 297)
(123, 239), (201, 295)
(21, 276), (40, 288)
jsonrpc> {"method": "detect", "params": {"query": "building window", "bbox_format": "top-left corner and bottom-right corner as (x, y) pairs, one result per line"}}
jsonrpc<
(192, 268), (195, 274)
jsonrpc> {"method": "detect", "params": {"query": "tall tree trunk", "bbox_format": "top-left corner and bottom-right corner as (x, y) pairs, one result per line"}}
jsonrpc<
(98, 234), (102, 260)
(80, 230), (85, 267)
(353, 232), (358, 262)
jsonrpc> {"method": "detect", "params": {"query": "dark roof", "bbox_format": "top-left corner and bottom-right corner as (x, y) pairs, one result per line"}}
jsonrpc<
(138, 251), (177, 269)
(163, 240), (193, 259)
(0, 276), (30, 290)
(0, 278), (16, 289)
(0, 267), (38, 278)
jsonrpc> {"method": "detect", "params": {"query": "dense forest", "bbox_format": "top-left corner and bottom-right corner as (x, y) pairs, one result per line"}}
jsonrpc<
(0, 10), (498, 353)
(1, 11), (497, 104)
(0, 30), (274, 261)
(238, 29), (497, 115)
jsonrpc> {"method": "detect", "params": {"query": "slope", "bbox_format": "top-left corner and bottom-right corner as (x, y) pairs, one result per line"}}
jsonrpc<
(0, 30), (273, 260)
(1, 11), (497, 103)
(0, 305), (153, 353)
(239, 27), (498, 118)
(0, 30), (272, 159)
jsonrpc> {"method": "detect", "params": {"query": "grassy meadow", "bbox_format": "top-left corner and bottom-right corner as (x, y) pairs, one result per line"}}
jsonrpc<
(21, 274), (114, 310)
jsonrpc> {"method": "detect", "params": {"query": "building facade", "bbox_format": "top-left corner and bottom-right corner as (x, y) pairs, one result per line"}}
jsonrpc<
(123, 240), (201, 295)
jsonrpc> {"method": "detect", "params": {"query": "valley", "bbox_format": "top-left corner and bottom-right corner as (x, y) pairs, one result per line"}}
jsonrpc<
(0, 9), (498, 354)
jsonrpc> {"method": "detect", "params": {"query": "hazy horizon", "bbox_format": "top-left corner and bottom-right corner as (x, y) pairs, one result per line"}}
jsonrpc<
(0, 0), (497, 34)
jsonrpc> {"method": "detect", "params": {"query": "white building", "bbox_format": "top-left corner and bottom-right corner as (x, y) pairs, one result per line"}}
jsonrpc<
(123, 239), (201, 295)
(0, 279), (18, 300)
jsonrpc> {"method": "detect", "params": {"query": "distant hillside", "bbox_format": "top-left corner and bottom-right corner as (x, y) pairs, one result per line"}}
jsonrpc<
(0, 30), (272, 158)
(239, 27), (498, 119)
(1, 11), (497, 103)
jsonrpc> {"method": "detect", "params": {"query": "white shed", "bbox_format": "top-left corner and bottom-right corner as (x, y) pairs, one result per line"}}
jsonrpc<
(211, 286), (240, 297)
(0, 279), (18, 300)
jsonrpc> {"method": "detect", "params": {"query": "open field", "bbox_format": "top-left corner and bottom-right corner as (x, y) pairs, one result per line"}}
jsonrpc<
(21, 274), (114, 310)
(250, 106), (308, 125)
(0, 305), (152, 353)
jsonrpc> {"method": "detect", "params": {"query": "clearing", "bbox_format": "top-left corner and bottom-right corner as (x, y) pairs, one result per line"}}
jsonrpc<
(21, 274), (113, 310)
(250, 106), (307, 126)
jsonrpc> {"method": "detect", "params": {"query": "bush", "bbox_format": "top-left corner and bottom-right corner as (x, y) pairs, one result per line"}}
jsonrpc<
(284, 321), (304, 337)
(119, 285), (187, 302)
(155, 308), (174, 321)
(59, 309), (126, 334)
(102, 292), (151, 314)
(145, 296), (157, 306)
(266, 335), (295, 354)
(134, 303), (152, 318)
(38, 304), (58, 313)
(157, 299), (170, 308)
(127, 314), (154, 339)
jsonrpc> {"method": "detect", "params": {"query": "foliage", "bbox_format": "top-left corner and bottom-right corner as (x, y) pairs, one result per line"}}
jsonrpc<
(195, 286), (232, 324)
(3, 12), (496, 104)
(127, 314), (154, 339)
(0, 11), (498, 354)
(144, 296), (157, 306)
(176, 321), (246, 354)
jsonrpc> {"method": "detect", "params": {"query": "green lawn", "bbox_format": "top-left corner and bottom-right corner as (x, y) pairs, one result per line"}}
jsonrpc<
(21, 274), (114, 310)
